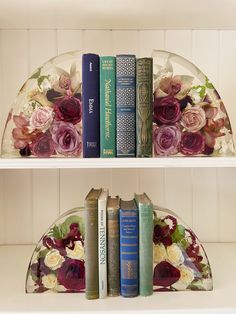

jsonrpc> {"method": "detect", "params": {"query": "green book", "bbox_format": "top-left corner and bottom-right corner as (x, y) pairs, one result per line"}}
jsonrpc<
(136, 58), (153, 157)
(100, 56), (116, 157)
(135, 193), (153, 296)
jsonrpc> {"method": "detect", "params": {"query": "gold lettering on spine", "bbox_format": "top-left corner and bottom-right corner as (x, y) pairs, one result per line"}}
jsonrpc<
(105, 78), (112, 140)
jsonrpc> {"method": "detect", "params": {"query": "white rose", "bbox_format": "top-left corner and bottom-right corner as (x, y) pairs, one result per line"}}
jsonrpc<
(153, 243), (167, 264)
(172, 265), (195, 290)
(66, 241), (85, 260)
(166, 243), (184, 266)
(44, 249), (65, 270)
(42, 274), (58, 289)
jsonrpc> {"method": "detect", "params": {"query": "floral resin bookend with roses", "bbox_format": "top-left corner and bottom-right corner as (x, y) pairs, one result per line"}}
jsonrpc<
(1, 50), (234, 157)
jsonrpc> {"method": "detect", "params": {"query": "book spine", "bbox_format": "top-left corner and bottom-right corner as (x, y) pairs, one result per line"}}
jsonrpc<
(139, 203), (153, 296)
(119, 209), (139, 297)
(98, 197), (107, 298)
(107, 206), (120, 296)
(136, 58), (153, 157)
(100, 56), (116, 158)
(116, 55), (136, 157)
(82, 53), (100, 157)
(85, 200), (99, 299)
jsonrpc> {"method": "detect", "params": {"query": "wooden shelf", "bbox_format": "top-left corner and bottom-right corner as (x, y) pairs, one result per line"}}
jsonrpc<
(0, 243), (235, 313)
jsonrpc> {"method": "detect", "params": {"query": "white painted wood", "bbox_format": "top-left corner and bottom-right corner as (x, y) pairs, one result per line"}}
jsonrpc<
(57, 30), (83, 53)
(0, 243), (235, 313)
(0, 171), (4, 243)
(112, 30), (139, 55)
(165, 30), (192, 59)
(138, 30), (165, 57)
(83, 30), (113, 55)
(111, 169), (138, 199)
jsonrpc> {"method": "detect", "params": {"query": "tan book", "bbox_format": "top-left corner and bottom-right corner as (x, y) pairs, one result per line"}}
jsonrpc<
(85, 188), (102, 300)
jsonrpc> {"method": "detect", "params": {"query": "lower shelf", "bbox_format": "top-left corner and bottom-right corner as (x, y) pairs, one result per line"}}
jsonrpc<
(0, 243), (234, 313)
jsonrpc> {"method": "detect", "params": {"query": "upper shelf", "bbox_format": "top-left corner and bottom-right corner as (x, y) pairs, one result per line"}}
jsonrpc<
(1, 157), (236, 169)
(1, 0), (236, 30)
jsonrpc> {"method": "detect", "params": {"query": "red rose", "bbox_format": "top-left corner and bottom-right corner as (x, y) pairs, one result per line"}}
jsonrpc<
(153, 261), (180, 287)
(54, 96), (82, 124)
(153, 96), (181, 125)
(58, 259), (85, 292)
(180, 132), (205, 156)
(31, 132), (55, 157)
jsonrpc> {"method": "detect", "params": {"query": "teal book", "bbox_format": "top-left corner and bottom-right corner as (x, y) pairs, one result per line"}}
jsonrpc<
(100, 56), (116, 157)
(135, 193), (153, 296)
(136, 58), (153, 157)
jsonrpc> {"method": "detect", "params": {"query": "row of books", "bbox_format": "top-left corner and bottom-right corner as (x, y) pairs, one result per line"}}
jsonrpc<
(85, 188), (153, 299)
(82, 54), (153, 158)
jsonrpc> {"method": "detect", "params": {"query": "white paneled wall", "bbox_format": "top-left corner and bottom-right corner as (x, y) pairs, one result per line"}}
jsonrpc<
(0, 29), (236, 244)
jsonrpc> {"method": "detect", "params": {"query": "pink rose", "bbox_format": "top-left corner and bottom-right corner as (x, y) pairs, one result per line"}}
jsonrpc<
(181, 106), (206, 132)
(30, 107), (53, 132)
(153, 125), (181, 156)
(31, 132), (55, 157)
(50, 121), (82, 156)
(180, 132), (205, 156)
(53, 95), (82, 124)
(153, 96), (181, 125)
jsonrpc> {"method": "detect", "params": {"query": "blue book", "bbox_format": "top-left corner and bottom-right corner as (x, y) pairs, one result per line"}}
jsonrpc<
(82, 53), (100, 157)
(116, 55), (136, 157)
(119, 199), (139, 297)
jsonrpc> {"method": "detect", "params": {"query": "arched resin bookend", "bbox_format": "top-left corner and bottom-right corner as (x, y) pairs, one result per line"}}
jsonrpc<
(1, 51), (83, 158)
(26, 205), (212, 293)
(152, 50), (234, 156)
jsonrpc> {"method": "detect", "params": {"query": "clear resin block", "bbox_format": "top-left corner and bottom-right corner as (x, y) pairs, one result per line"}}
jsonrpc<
(26, 205), (212, 293)
(1, 51), (82, 157)
(152, 50), (234, 157)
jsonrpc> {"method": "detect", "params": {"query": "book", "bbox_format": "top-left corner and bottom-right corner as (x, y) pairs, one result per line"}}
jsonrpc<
(136, 58), (153, 157)
(98, 189), (108, 298)
(135, 193), (153, 296)
(119, 199), (139, 297)
(84, 188), (102, 299)
(82, 53), (100, 157)
(100, 56), (116, 158)
(116, 54), (136, 157)
(107, 196), (120, 296)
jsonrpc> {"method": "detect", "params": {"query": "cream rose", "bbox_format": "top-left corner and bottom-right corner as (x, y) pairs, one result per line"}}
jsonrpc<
(42, 274), (58, 289)
(153, 243), (167, 264)
(172, 265), (195, 290)
(166, 243), (184, 266)
(29, 106), (53, 132)
(66, 241), (85, 260)
(181, 105), (206, 132)
(44, 249), (65, 270)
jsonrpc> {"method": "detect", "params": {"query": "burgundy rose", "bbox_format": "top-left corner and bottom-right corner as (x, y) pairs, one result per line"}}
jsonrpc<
(50, 121), (82, 156)
(153, 96), (181, 125)
(180, 132), (205, 156)
(153, 261), (180, 287)
(58, 259), (85, 291)
(54, 95), (82, 124)
(153, 125), (181, 156)
(31, 132), (55, 157)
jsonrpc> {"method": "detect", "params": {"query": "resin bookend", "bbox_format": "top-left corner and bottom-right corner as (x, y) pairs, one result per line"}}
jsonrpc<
(152, 50), (234, 157)
(1, 51), (83, 158)
(26, 205), (212, 293)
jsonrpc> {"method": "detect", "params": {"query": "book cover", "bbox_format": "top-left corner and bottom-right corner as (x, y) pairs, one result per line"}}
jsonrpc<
(100, 56), (116, 158)
(119, 199), (139, 297)
(82, 53), (100, 157)
(84, 188), (102, 299)
(107, 196), (120, 296)
(98, 189), (108, 298)
(136, 58), (153, 157)
(116, 54), (136, 157)
(135, 193), (153, 296)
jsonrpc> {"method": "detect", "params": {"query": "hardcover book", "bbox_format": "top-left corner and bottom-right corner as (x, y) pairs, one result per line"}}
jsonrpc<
(119, 199), (139, 297)
(116, 54), (136, 157)
(98, 189), (108, 298)
(100, 56), (116, 158)
(136, 58), (153, 157)
(107, 196), (120, 296)
(85, 188), (102, 299)
(135, 193), (153, 296)
(82, 53), (100, 157)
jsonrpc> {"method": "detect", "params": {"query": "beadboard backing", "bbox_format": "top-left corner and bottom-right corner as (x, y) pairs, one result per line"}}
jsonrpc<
(0, 29), (236, 244)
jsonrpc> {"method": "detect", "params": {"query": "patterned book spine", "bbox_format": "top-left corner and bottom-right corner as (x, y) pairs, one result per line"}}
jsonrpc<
(116, 55), (136, 157)
(100, 56), (116, 158)
(107, 197), (120, 296)
(119, 201), (139, 297)
(98, 190), (108, 298)
(82, 53), (100, 157)
(136, 58), (153, 157)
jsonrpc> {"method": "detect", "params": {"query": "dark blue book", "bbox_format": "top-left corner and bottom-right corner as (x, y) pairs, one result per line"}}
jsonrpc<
(116, 55), (136, 157)
(119, 199), (139, 297)
(82, 53), (100, 157)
